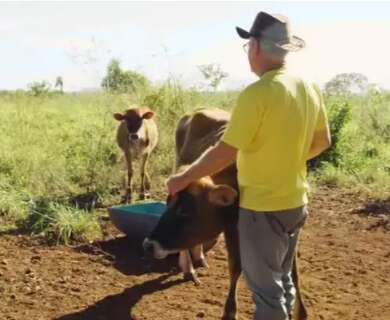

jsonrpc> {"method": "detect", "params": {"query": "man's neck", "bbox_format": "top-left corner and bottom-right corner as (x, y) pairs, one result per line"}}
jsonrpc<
(257, 61), (285, 76)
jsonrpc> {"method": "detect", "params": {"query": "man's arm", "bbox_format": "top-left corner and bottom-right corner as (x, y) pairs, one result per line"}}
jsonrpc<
(306, 128), (331, 160)
(166, 141), (237, 195)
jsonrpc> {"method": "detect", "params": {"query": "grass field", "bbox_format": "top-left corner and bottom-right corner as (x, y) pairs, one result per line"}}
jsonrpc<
(0, 84), (389, 243)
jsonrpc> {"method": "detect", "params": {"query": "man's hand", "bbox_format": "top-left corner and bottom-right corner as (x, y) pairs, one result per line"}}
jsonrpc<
(166, 172), (191, 196)
(165, 141), (237, 196)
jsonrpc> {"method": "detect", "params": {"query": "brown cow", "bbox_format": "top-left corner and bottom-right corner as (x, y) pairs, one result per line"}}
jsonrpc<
(143, 108), (307, 320)
(113, 106), (158, 203)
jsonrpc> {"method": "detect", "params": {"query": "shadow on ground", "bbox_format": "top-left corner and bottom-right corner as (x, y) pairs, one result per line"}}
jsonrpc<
(353, 199), (390, 231)
(54, 273), (186, 320)
(75, 235), (180, 276)
(354, 199), (390, 216)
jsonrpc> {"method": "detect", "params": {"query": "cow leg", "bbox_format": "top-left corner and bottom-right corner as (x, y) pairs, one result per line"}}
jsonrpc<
(203, 237), (218, 253)
(139, 152), (150, 200)
(222, 225), (241, 320)
(123, 150), (133, 203)
(291, 255), (308, 320)
(190, 244), (209, 269)
(179, 250), (200, 285)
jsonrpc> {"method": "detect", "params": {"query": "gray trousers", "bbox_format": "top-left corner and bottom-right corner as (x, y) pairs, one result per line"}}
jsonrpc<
(238, 206), (307, 320)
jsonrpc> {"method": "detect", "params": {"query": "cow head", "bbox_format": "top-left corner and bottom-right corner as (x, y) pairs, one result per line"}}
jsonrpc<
(113, 107), (154, 141)
(143, 176), (238, 259)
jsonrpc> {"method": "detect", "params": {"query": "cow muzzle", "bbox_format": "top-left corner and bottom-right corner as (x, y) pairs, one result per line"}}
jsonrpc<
(143, 238), (179, 260)
(143, 238), (168, 259)
(130, 133), (139, 140)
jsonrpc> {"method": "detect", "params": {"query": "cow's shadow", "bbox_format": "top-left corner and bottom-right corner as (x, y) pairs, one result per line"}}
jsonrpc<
(75, 235), (179, 276)
(54, 273), (186, 320)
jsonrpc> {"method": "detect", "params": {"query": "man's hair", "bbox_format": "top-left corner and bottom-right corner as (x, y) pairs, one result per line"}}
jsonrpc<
(259, 38), (288, 60)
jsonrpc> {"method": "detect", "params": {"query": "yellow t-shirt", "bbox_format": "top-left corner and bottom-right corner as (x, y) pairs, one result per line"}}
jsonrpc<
(222, 67), (329, 212)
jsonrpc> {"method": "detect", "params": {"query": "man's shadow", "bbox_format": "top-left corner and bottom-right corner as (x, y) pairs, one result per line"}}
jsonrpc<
(75, 235), (179, 276)
(54, 273), (187, 320)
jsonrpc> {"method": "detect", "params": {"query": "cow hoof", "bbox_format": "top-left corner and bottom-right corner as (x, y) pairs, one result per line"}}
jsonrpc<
(139, 193), (150, 200)
(183, 272), (201, 286)
(121, 195), (132, 204)
(222, 313), (237, 320)
(193, 258), (209, 269)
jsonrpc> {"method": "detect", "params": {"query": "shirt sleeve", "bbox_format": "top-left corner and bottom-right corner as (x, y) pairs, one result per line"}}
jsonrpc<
(222, 87), (263, 150)
(313, 84), (329, 132)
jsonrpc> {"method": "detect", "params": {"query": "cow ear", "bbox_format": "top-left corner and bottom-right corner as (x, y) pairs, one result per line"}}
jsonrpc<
(113, 112), (124, 121)
(208, 185), (238, 207)
(143, 111), (154, 119)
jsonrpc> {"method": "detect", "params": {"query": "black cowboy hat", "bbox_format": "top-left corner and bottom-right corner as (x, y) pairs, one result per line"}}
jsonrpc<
(236, 11), (305, 52)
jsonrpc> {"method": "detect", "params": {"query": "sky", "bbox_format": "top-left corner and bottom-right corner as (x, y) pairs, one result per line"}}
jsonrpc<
(1, 1), (390, 91)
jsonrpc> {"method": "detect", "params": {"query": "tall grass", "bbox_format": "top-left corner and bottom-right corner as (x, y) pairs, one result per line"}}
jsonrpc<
(0, 84), (388, 243)
(313, 92), (390, 199)
(0, 84), (238, 243)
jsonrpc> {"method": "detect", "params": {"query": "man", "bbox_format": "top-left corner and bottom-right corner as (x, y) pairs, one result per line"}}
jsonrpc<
(167, 11), (331, 320)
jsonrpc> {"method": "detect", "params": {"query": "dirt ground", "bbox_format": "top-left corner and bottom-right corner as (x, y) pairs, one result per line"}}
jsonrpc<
(1, 186), (389, 320)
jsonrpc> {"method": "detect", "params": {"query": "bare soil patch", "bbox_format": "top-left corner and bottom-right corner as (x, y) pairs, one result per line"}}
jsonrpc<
(1, 186), (389, 320)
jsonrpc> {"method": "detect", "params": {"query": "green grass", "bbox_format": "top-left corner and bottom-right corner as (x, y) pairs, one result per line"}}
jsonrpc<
(0, 84), (238, 243)
(0, 84), (388, 243)
(314, 93), (390, 199)
(19, 198), (101, 244)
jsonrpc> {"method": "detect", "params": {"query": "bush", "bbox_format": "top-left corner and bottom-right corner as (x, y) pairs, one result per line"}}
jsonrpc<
(19, 197), (101, 244)
(28, 81), (51, 97)
(314, 91), (390, 199)
(101, 59), (150, 94)
(309, 98), (352, 168)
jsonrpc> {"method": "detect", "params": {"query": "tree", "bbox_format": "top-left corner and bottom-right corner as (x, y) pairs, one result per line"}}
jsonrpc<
(325, 72), (369, 96)
(101, 59), (150, 94)
(28, 81), (51, 97)
(198, 63), (228, 92)
(55, 76), (64, 93)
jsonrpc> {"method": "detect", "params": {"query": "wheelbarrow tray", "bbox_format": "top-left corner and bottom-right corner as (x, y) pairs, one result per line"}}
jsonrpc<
(108, 202), (166, 238)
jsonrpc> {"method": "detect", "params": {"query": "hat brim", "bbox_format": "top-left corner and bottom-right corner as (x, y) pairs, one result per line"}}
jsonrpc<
(236, 26), (305, 52)
(276, 35), (306, 52)
(236, 26), (252, 39)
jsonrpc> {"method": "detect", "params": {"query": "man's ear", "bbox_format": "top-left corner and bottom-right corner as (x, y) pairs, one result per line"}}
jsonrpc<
(208, 185), (238, 207)
(142, 111), (155, 119)
(113, 112), (124, 121)
(253, 38), (262, 55)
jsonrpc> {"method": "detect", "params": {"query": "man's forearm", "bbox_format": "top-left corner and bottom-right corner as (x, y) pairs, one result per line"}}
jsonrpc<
(182, 143), (236, 182)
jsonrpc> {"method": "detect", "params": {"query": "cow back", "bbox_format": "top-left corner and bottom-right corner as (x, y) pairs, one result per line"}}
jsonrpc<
(175, 108), (230, 167)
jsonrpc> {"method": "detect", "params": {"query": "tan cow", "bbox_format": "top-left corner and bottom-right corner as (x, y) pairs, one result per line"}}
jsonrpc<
(144, 108), (307, 320)
(113, 106), (158, 203)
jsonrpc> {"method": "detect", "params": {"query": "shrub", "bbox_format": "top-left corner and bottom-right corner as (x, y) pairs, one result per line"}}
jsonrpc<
(28, 81), (51, 97)
(101, 59), (150, 94)
(309, 98), (352, 168)
(19, 198), (101, 244)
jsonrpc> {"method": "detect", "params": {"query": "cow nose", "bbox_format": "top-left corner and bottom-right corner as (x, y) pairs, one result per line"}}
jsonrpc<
(130, 133), (139, 140)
